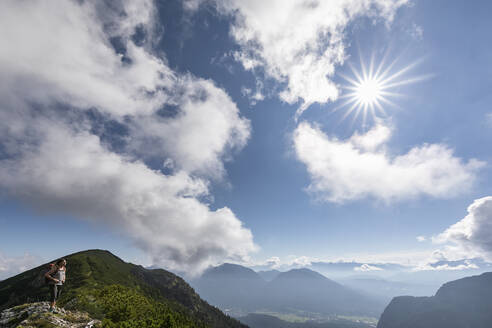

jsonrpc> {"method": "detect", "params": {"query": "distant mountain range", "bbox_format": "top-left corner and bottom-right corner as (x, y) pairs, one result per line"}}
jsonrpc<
(377, 272), (492, 328)
(4, 250), (491, 328)
(310, 261), (406, 274)
(340, 277), (437, 304)
(191, 264), (385, 318)
(0, 249), (245, 328)
(250, 261), (408, 279)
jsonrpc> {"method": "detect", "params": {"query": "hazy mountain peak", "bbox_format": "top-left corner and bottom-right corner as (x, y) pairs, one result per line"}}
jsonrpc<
(203, 263), (262, 280)
(277, 267), (328, 280)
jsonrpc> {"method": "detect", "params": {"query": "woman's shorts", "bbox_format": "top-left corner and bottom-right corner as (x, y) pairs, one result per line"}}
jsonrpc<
(49, 284), (63, 302)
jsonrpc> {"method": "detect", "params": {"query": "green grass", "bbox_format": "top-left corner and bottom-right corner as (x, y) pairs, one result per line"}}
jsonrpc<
(29, 318), (57, 328)
(11, 303), (31, 313)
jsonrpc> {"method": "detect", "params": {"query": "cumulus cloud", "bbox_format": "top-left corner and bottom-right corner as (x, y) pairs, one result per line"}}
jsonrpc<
(288, 255), (317, 267)
(416, 236), (426, 242)
(206, 0), (409, 115)
(434, 197), (492, 262)
(0, 0), (255, 274)
(0, 0), (173, 117)
(129, 77), (250, 177)
(0, 252), (41, 280)
(1, 122), (255, 274)
(354, 263), (383, 271)
(293, 121), (484, 202)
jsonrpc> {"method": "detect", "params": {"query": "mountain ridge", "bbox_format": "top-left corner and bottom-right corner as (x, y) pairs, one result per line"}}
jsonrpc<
(377, 272), (492, 328)
(0, 249), (246, 328)
(192, 263), (384, 317)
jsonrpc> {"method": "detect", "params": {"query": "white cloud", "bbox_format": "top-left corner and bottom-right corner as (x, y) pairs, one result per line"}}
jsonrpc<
(416, 236), (426, 242)
(293, 121), (484, 203)
(0, 0), (256, 274)
(0, 120), (256, 275)
(434, 197), (492, 262)
(129, 76), (250, 178)
(209, 0), (409, 115)
(0, 0), (173, 117)
(350, 123), (392, 151)
(354, 263), (383, 271)
(0, 252), (41, 280)
(289, 255), (315, 267)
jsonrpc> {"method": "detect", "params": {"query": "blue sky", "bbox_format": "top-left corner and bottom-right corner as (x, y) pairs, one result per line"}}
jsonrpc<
(1, 0), (492, 279)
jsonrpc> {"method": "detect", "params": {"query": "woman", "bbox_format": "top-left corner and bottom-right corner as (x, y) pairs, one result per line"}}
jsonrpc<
(44, 258), (67, 313)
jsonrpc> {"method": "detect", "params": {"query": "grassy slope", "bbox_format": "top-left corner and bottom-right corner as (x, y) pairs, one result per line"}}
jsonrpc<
(0, 249), (246, 328)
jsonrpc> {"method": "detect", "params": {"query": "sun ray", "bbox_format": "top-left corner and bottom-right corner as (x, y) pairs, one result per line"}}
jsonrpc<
(334, 53), (430, 124)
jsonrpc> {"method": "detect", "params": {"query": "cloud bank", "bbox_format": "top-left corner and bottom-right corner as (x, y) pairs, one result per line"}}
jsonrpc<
(434, 197), (492, 262)
(413, 249), (484, 272)
(206, 0), (409, 114)
(293, 122), (484, 202)
(0, 0), (256, 274)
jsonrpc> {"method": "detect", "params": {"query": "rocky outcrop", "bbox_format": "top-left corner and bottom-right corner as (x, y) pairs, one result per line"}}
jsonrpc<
(0, 302), (100, 328)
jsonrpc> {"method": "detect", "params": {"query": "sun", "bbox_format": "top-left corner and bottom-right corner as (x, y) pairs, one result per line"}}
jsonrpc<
(355, 77), (383, 106)
(335, 54), (429, 125)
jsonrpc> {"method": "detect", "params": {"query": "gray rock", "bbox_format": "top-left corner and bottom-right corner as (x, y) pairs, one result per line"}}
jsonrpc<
(0, 302), (100, 328)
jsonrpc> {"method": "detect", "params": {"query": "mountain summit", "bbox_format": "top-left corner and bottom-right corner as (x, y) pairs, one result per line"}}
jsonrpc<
(192, 263), (266, 312)
(0, 249), (245, 328)
(201, 263), (262, 280)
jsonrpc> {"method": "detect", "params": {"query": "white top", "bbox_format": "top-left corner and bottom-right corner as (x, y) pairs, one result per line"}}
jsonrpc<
(55, 268), (65, 285)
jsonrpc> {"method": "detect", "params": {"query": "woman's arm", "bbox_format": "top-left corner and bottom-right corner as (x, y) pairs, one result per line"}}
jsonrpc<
(45, 266), (59, 283)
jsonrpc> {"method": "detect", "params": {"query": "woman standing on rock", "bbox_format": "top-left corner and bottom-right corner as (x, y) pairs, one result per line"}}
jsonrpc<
(44, 258), (67, 313)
